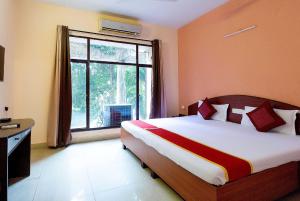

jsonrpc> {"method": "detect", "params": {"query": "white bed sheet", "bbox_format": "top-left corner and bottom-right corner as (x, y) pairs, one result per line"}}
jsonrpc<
(121, 115), (300, 185)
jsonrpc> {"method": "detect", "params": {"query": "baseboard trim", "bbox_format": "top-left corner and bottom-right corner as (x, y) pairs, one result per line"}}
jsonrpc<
(31, 143), (47, 149)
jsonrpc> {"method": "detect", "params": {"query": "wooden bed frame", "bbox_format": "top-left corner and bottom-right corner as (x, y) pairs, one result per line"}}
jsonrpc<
(121, 95), (300, 201)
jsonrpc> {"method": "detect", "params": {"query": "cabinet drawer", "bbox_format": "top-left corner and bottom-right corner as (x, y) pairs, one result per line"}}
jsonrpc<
(8, 133), (24, 154)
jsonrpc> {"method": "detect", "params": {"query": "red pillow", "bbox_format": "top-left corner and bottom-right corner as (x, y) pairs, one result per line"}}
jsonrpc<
(246, 102), (285, 132)
(198, 98), (217, 120)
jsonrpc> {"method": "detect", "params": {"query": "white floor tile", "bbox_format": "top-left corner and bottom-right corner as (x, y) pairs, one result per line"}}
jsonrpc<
(8, 178), (38, 201)
(7, 139), (300, 201)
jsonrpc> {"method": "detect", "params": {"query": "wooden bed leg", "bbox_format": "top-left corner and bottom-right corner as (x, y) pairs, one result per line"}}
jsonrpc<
(150, 171), (159, 179)
(122, 144), (127, 150)
(141, 161), (148, 169)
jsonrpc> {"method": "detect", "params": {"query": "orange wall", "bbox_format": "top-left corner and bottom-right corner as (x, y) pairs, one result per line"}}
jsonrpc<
(178, 0), (300, 113)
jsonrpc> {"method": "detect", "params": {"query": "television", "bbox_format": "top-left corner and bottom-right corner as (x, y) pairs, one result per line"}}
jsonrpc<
(0, 45), (4, 82)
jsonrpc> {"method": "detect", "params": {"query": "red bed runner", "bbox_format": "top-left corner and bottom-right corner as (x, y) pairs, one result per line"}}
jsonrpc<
(130, 120), (253, 182)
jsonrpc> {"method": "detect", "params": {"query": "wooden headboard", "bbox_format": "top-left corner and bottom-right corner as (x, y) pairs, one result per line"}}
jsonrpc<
(188, 95), (300, 134)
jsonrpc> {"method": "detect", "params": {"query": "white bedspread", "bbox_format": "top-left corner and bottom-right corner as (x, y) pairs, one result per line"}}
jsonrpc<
(121, 115), (300, 185)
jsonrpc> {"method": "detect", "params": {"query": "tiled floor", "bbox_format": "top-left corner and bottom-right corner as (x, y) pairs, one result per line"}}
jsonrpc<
(8, 139), (300, 201)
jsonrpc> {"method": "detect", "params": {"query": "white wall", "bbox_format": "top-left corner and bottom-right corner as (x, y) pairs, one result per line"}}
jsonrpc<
(12, 0), (179, 144)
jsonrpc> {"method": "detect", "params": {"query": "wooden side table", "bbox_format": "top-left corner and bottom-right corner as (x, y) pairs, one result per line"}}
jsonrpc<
(172, 114), (187, 117)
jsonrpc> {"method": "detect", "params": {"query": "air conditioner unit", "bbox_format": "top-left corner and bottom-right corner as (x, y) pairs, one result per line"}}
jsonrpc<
(103, 104), (132, 127)
(100, 18), (142, 36)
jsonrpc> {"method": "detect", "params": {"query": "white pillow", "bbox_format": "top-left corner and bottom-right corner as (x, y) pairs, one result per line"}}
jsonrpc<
(241, 106), (299, 135)
(241, 106), (255, 127)
(198, 101), (229, 121)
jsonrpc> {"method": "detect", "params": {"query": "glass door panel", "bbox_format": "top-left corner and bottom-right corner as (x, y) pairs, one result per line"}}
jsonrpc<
(71, 62), (87, 129)
(139, 67), (152, 120)
(89, 63), (137, 128)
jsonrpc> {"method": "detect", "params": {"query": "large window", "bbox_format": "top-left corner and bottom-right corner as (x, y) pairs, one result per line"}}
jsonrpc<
(70, 36), (152, 131)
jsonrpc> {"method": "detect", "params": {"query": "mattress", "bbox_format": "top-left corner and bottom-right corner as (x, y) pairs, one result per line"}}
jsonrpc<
(121, 115), (300, 185)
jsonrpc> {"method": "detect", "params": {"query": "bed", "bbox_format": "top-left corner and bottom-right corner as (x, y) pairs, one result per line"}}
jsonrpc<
(120, 95), (300, 201)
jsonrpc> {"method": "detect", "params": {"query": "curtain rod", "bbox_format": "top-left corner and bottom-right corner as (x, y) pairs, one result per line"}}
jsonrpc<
(69, 29), (153, 43)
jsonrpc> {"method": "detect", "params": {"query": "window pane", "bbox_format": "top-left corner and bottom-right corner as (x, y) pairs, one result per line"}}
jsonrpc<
(139, 46), (152, 65)
(90, 40), (136, 63)
(139, 67), (152, 120)
(70, 37), (87, 60)
(71, 62), (87, 129)
(89, 63), (136, 128)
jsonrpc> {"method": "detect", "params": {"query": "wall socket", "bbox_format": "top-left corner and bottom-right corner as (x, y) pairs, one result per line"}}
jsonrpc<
(1, 106), (9, 118)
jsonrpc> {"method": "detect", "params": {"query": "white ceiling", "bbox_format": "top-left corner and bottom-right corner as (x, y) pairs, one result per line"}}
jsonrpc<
(38, 0), (229, 28)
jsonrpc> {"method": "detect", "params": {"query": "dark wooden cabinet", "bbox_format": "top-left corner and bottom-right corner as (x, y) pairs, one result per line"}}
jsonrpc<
(0, 119), (34, 201)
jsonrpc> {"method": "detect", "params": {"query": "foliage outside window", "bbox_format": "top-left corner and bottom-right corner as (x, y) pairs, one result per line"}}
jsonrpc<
(70, 36), (152, 131)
